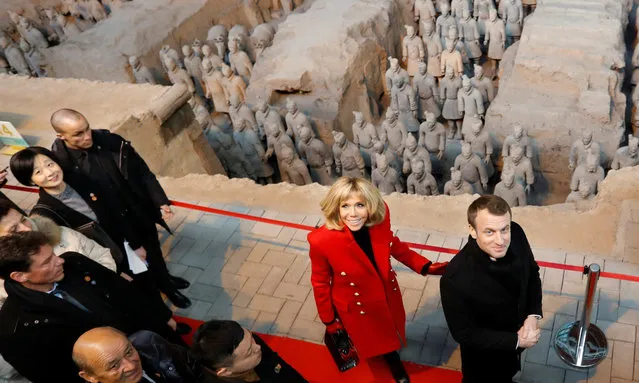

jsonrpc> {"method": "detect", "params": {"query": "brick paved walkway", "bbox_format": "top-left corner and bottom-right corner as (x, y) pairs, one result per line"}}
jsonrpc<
(8, 188), (639, 383)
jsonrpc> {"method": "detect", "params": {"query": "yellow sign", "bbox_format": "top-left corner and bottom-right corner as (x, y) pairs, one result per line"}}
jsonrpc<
(0, 121), (29, 156)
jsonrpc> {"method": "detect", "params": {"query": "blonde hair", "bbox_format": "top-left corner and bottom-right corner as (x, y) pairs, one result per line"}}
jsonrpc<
(320, 177), (386, 230)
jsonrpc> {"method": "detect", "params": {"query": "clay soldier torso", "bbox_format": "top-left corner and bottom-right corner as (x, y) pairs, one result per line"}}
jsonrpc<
(23, 27), (49, 50)
(444, 179), (474, 195)
(372, 167), (403, 194)
(503, 135), (532, 158)
(299, 138), (333, 185)
(458, 88), (485, 136)
(470, 75), (495, 107)
(440, 49), (463, 77)
(133, 66), (156, 84)
(403, 36), (424, 76)
(611, 146), (639, 169)
(454, 154), (488, 193)
(415, 0), (437, 35)
(403, 146), (432, 174)
(23, 47), (46, 77)
(257, 108), (286, 137)
(371, 147), (402, 174)
(223, 74), (248, 104)
(230, 104), (260, 137)
(494, 181), (526, 207)
(229, 50), (253, 84)
(203, 70), (228, 112)
(440, 76), (463, 120)
(392, 84), (420, 133)
(285, 110), (313, 148)
(486, 19), (506, 60)
(436, 15), (457, 45)
(419, 122), (447, 154)
(5, 44), (31, 75)
(474, 0), (493, 36)
(281, 158), (312, 186)
(414, 73), (442, 118)
(505, 157), (534, 187)
(466, 131), (493, 161)
(459, 18), (483, 59)
(569, 141), (601, 169)
(570, 165), (604, 195)
(233, 127), (274, 178)
(503, 2), (522, 37)
(268, 132), (297, 161)
(204, 124), (253, 179)
(202, 54), (224, 71)
(49, 18), (66, 41)
(451, 0), (470, 18)
(423, 33), (443, 77)
(381, 119), (408, 156)
(385, 67), (410, 93)
(407, 171), (439, 196)
(333, 142), (365, 177)
(352, 121), (379, 151)
(184, 55), (204, 82)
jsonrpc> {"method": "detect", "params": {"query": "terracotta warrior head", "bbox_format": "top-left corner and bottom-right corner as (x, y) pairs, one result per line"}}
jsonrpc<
(228, 38), (239, 54)
(353, 111), (364, 126)
(424, 20), (434, 36)
(462, 75), (472, 92)
(489, 8), (497, 22)
(406, 134), (417, 151)
(501, 167), (515, 188)
(332, 131), (347, 147)
(441, 2), (450, 16)
(471, 118), (483, 135)
(474, 64), (484, 79)
(376, 153), (389, 172)
(256, 99), (267, 113)
(373, 141), (385, 155)
(405, 25), (416, 38)
(266, 122), (280, 138)
(164, 57), (177, 72)
(585, 153), (598, 173)
(578, 179), (593, 199)
(300, 125), (313, 144)
(182, 45), (192, 58)
(192, 39), (202, 56)
(202, 58), (213, 74)
(445, 65), (454, 79)
(128, 55), (140, 70)
(629, 135), (639, 156)
(513, 123), (524, 139)
(418, 61), (427, 75)
(286, 98), (298, 114)
(581, 130), (593, 146)
(222, 65), (233, 78)
(411, 158), (425, 177)
(451, 168), (462, 187)
(462, 8), (471, 21)
(388, 56), (399, 72)
(385, 107), (397, 123)
(461, 141), (472, 159)
(281, 146), (295, 164)
(511, 145), (524, 163)
(396, 74), (407, 89)
(202, 44), (213, 58)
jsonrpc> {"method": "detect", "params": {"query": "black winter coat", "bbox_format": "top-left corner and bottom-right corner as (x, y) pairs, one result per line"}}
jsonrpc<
(52, 129), (171, 249)
(440, 222), (542, 382)
(0, 253), (178, 383)
(130, 330), (201, 382)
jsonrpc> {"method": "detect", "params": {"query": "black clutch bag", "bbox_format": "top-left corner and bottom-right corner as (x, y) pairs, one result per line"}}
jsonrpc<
(324, 329), (359, 372)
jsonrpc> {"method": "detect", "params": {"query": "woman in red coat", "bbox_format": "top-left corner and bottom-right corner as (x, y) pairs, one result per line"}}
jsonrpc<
(308, 176), (447, 383)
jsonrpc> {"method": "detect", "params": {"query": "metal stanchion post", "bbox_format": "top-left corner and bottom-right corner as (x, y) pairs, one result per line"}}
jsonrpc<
(553, 263), (608, 368)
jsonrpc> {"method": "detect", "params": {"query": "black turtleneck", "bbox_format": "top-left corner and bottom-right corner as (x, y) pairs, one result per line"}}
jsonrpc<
(351, 226), (377, 271)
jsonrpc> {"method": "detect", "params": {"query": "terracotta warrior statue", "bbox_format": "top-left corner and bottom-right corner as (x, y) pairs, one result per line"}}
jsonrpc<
(18, 17), (49, 50)
(221, 65), (248, 104)
(352, 111), (379, 168)
(470, 64), (495, 109)
(160, 45), (182, 72)
(251, 23), (276, 61)
(454, 141), (489, 194)
(441, 26), (464, 77)
(45, 9), (66, 42)
(298, 125), (333, 186)
(458, 75), (485, 138)
(414, 0), (437, 36)
(402, 25), (424, 77)
(403, 134), (432, 176)
(371, 141), (402, 174)
(202, 60), (228, 113)
(256, 100), (286, 138)
(285, 98), (314, 150)
(419, 112), (447, 176)
(165, 57), (195, 95)
(0, 36), (31, 76)
(458, 9), (483, 67)
(372, 154), (403, 194)
(484, 9), (506, 78)
(407, 158), (439, 196)
(56, 13), (82, 39)
(451, 0), (471, 19)
(385, 57), (410, 94)
(201, 44), (225, 72)
(565, 179), (595, 203)
(494, 167), (527, 207)
(228, 25), (250, 58)
(436, 2), (457, 47)
(391, 75), (420, 134)
(414, 62), (441, 119)
(204, 122), (254, 179)
(474, 0), (493, 37)
(264, 120), (296, 162)
(87, 0), (108, 22)
(234, 118), (274, 184)
(129, 56), (156, 84)
(440, 65), (463, 139)
(182, 45), (206, 99)
(332, 131), (366, 178)
(19, 38), (46, 77)
(569, 129), (601, 171)
(380, 108), (409, 158)
(502, 123), (533, 159)
(570, 153), (604, 196)
(465, 118), (493, 166)
(207, 25), (228, 59)
(422, 21), (443, 78)
(279, 146), (312, 186)
(611, 134), (639, 170)
(444, 167), (474, 196)
(228, 38), (253, 85)
(503, 145), (534, 193)
(502, 0), (523, 47)
(229, 95), (261, 139)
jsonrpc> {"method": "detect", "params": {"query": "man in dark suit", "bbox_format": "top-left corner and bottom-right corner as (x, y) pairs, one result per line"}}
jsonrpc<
(191, 320), (308, 383)
(440, 195), (543, 383)
(0, 232), (185, 383)
(73, 327), (199, 383)
(50, 108), (191, 308)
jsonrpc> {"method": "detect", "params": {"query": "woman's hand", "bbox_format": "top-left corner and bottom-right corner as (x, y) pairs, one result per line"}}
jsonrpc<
(422, 261), (449, 276)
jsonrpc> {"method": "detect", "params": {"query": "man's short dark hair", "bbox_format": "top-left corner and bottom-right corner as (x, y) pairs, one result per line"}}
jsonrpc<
(0, 200), (18, 222)
(467, 195), (512, 229)
(190, 320), (245, 369)
(0, 231), (50, 279)
(10, 146), (62, 187)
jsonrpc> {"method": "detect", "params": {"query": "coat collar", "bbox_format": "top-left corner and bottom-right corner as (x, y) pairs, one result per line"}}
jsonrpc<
(339, 220), (391, 279)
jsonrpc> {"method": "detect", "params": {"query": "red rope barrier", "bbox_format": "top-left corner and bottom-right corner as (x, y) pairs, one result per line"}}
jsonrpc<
(5, 184), (639, 282)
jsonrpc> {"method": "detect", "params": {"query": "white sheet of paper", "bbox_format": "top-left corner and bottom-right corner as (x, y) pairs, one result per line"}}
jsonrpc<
(124, 241), (148, 275)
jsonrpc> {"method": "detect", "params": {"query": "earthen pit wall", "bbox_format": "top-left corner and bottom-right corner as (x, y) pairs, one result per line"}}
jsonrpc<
(159, 164), (639, 259)
(42, 0), (277, 83)
(0, 75), (224, 178)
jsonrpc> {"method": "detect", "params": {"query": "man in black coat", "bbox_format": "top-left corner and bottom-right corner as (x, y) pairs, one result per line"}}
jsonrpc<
(440, 195), (543, 383)
(0, 232), (185, 383)
(191, 319), (308, 383)
(49, 108), (191, 308)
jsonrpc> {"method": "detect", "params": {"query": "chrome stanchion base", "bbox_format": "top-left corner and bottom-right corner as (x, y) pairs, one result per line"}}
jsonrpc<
(553, 321), (608, 369)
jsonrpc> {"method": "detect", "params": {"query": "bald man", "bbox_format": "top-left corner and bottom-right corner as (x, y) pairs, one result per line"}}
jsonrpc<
(49, 108), (191, 309)
(73, 327), (198, 383)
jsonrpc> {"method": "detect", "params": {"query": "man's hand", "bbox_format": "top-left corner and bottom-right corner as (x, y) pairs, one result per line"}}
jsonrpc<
(167, 318), (177, 331)
(523, 316), (540, 334)
(120, 272), (133, 282)
(134, 246), (147, 262)
(160, 205), (174, 221)
(517, 326), (540, 348)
